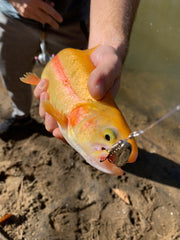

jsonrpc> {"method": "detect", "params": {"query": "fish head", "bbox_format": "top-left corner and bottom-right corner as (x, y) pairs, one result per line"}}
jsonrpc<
(68, 102), (138, 175)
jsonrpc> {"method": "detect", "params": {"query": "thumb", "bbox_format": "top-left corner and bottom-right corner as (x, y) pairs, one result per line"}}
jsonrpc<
(87, 63), (117, 100)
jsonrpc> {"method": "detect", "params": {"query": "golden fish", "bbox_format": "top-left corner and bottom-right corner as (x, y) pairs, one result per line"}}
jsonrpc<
(21, 47), (138, 175)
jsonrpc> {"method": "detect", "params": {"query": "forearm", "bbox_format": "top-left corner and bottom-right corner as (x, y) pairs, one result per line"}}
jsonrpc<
(88, 0), (139, 61)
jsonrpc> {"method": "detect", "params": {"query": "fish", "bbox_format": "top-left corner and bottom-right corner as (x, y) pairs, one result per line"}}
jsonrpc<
(20, 47), (138, 175)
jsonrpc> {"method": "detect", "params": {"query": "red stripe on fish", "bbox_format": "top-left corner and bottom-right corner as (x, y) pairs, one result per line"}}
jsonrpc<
(52, 55), (79, 99)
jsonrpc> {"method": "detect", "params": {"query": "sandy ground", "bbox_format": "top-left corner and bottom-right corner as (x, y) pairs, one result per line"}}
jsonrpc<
(0, 71), (180, 240)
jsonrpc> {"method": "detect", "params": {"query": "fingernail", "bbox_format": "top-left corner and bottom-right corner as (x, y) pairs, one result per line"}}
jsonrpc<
(40, 92), (48, 101)
(40, 93), (48, 117)
(38, 79), (47, 90)
(95, 81), (105, 100)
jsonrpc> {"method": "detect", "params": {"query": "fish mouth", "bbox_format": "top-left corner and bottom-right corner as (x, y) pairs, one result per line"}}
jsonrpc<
(100, 141), (132, 167)
(114, 142), (132, 167)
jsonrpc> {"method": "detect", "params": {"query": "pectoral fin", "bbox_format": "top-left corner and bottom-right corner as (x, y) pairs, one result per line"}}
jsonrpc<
(43, 101), (68, 128)
(20, 73), (40, 85)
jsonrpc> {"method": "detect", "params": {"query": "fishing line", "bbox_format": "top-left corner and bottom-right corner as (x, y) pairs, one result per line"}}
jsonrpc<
(103, 104), (180, 161)
(128, 104), (180, 140)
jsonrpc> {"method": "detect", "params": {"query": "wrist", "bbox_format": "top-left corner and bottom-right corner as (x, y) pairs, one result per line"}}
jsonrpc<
(88, 42), (127, 67)
(116, 40), (128, 64)
(88, 31), (129, 64)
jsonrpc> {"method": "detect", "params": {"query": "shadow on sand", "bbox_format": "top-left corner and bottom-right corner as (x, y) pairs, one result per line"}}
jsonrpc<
(124, 148), (180, 189)
(0, 118), (52, 141)
(1, 124), (180, 190)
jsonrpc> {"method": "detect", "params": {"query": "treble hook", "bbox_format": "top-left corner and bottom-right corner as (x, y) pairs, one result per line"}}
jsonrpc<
(100, 140), (127, 163)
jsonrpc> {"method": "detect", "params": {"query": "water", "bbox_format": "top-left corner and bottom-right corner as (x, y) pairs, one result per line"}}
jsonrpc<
(116, 0), (180, 157)
(125, 0), (180, 75)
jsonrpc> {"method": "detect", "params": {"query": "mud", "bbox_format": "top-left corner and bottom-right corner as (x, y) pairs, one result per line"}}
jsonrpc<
(0, 72), (180, 240)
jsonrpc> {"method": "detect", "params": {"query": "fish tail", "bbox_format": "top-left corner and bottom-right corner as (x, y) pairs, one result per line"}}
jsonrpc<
(20, 73), (40, 85)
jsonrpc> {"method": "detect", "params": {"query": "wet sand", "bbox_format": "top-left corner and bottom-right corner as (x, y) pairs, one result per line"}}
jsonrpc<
(0, 71), (180, 240)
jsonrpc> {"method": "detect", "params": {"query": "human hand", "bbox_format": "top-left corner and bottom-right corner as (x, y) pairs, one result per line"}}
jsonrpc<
(34, 79), (66, 141)
(87, 45), (122, 100)
(7, 0), (63, 29)
(34, 45), (122, 140)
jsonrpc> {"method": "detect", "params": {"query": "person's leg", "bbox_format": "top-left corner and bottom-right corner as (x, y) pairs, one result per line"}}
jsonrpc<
(0, 13), (42, 134)
(0, 13), (41, 118)
(46, 20), (89, 56)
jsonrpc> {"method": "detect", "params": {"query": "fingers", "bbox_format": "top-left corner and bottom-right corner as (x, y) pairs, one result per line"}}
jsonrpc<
(31, 9), (61, 30)
(36, 0), (63, 29)
(10, 0), (63, 29)
(34, 78), (66, 142)
(34, 78), (48, 99)
(34, 79), (49, 118)
(45, 113), (66, 142)
(44, 112), (58, 132)
(52, 127), (67, 143)
(87, 45), (122, 100)
(39, 92), (48, 118)
(88, 62), (117, 99)
(40, 0), (63, 24)
(34, 79), (55, 130)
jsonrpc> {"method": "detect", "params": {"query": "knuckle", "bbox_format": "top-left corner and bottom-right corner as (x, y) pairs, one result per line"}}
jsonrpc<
(47, 18), (57, 27)
(45, 121), (53, 132)
(45, 125), (53, 132)
(33, 88), (39, 99)
(20, 3), (29, 17)
(39, 105), (45, 118)
(39, 110), (45, 119)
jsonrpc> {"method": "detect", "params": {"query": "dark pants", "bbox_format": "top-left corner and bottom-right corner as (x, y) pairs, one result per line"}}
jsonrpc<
(0, 12), (89, 117)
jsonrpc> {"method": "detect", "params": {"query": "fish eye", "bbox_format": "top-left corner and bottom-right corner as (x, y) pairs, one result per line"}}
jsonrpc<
(105, 134), (111, 141)
(104, 129), (117, 142)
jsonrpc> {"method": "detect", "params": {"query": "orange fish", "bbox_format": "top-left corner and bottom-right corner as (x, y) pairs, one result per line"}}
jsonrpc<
(21, 47), (138, 175)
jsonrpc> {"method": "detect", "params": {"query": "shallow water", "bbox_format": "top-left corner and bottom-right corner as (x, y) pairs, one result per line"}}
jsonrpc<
(125, 0), (180, 75)
(116, 0), (180, 156)
(116, 0), (180, 160)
